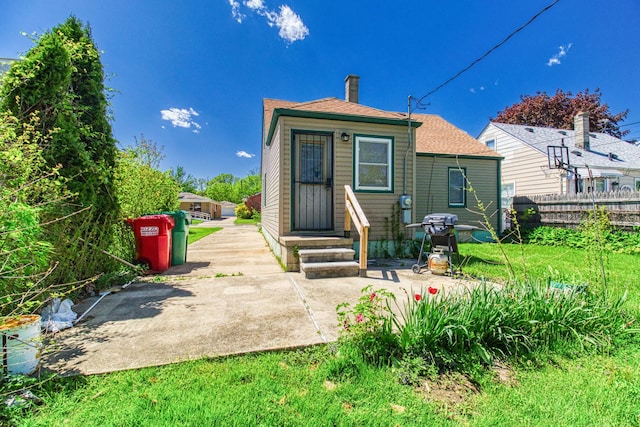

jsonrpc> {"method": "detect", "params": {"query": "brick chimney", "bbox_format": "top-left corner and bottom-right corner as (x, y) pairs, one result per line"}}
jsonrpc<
(574, 111), (590, 151)
(345, 74), (360, 103)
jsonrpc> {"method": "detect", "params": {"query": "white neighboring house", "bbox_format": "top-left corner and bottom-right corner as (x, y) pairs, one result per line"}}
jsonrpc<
(220, 201), (237, 217)
(478, 112), (640, 207)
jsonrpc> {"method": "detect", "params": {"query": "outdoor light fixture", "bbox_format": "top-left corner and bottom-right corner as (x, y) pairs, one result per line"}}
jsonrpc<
(341, 132), (350, 142)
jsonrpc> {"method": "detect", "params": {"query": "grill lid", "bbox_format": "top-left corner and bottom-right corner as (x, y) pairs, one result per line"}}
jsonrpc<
(422, 213), (458, 226)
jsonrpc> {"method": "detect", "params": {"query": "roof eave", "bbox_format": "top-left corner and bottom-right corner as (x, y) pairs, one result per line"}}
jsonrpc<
(416, 151), (504, 160)
(265, 108), (421, 146)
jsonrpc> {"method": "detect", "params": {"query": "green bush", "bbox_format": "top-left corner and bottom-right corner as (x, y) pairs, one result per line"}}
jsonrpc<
(0, 203), (53, 317)
(524, 225), (640, 255)
(235, 204), (253, 219)
(0, 112), (70, 317)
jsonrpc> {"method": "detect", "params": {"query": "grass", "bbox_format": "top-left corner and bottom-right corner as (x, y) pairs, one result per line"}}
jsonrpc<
(458, 242), (640, 309)
(187, 226), (221, 244)
(469, 346), (640, 426)
(6, 244), (640, 426)
(234, 217), (260, 226)
(10, 344), (640, 426)
(12, 350), (453, 426)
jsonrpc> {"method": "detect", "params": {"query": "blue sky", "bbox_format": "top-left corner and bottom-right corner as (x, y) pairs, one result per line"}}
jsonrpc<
(2, 0), (639, 180)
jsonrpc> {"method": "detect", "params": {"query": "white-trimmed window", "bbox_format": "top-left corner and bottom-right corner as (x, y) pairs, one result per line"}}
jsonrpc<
(448, 167), (466, 207)
(354, 135), (393, 192)
(485, 139), (496, 150)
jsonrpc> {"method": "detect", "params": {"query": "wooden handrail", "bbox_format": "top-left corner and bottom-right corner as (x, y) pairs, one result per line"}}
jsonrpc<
(344, 185), (370, 277)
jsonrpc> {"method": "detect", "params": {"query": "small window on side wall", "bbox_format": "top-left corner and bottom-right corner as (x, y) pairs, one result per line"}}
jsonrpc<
(354, 135), (393, 192)
(485, 139), (496, 150)
(448, 167), (466, 207)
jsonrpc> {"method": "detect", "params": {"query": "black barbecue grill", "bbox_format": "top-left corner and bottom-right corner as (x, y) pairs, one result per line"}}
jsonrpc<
(409, 213), (459, 275)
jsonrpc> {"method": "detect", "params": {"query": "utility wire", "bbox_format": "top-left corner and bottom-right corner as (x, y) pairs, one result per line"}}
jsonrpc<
(412, 0), (561, 111)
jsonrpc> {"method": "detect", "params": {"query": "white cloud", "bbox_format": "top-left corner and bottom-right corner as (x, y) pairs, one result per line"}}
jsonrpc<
(229, 0), (245, 23)
(267, 5), (309, 43)
(469, 88), (476, 94)
(230, 1), (309, 43)
(236, 150), (255, 158)
(160, 107), (201, 130)
(245, 0), (265, 10)
(547, 43), (573, 66)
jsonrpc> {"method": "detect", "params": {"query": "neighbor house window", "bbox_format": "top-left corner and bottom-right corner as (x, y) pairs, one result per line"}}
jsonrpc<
(448, 167), (466, 207)
(501, 182), (515, 209)
(354, 135), (393, 192)
(485, 139), (496, 150)
(635, 178), (640, 191)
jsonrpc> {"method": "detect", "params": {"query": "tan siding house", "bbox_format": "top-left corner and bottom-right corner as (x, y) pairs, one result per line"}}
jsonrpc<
(178, 192), (221, 220)
(413, 114), (502, 232)
(262, 76), (502, 270)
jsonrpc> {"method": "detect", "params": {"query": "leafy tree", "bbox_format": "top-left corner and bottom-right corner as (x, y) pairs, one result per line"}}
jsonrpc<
(129, 133), (164, 169)
(204, 173), (236, 202)
(493, 88), (629, 138)
(115, 137), (180, 219)
(236, 173), (261, 199)
(170, 165), (198, 193)
(204, 173), (261, 203)
(0, 16), (122, 285)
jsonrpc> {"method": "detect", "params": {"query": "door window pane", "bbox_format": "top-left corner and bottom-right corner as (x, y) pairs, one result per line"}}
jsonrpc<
(300, 142), (323, 183)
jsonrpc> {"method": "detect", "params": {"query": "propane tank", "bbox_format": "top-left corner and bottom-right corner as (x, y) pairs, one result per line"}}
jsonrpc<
(428, 249), (448, 275)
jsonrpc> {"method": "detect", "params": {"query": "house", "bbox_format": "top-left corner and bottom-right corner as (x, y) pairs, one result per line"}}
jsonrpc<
(261, 75), (501, 276)
(178, 192), (221, 220)
(413, 113), (502, 235)
(478, 112), (640, 203)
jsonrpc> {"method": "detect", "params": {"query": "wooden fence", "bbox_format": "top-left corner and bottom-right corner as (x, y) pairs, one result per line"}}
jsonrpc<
(512, 191), (640, 230)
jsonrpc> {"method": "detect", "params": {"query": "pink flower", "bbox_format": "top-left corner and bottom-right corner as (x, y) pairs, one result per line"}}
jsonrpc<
(369, 292), (376, 302)
(428, 287), (438, 295)
(414, 294), (422, 302)
(356, 313), (364, 323)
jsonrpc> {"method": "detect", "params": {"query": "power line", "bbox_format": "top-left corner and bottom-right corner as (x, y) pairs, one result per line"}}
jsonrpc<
(412, 0), (561, 111)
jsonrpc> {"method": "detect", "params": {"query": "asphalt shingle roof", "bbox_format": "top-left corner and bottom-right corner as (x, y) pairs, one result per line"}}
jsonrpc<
(490, 122), (640, 171)
(413, 113), (501, 157)
(178, 192), (218, 203)
(263, 98), (501, 158)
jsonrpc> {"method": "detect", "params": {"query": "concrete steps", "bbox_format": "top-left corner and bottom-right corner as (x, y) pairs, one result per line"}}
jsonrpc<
(298, 248), (359, 279)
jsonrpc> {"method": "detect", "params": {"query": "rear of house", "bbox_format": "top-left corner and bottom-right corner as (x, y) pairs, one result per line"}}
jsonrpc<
(261, 75), (501, 272)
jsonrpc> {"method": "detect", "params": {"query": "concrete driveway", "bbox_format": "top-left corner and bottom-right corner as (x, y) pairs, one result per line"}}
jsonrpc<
(43, 217), (476, 376)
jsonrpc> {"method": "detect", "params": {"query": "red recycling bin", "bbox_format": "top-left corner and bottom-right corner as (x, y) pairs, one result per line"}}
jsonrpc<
(128, 214), (175, 272)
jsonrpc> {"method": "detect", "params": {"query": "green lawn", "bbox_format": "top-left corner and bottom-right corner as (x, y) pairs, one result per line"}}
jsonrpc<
(7, 244), (640, 426)
(234, 217), (260, 226)
(458, 242), (640, 309)
(187, 226), (221, 244)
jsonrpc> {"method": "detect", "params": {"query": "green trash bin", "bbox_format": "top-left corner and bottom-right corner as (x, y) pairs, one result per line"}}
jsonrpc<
(145, 210), (191, 266)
